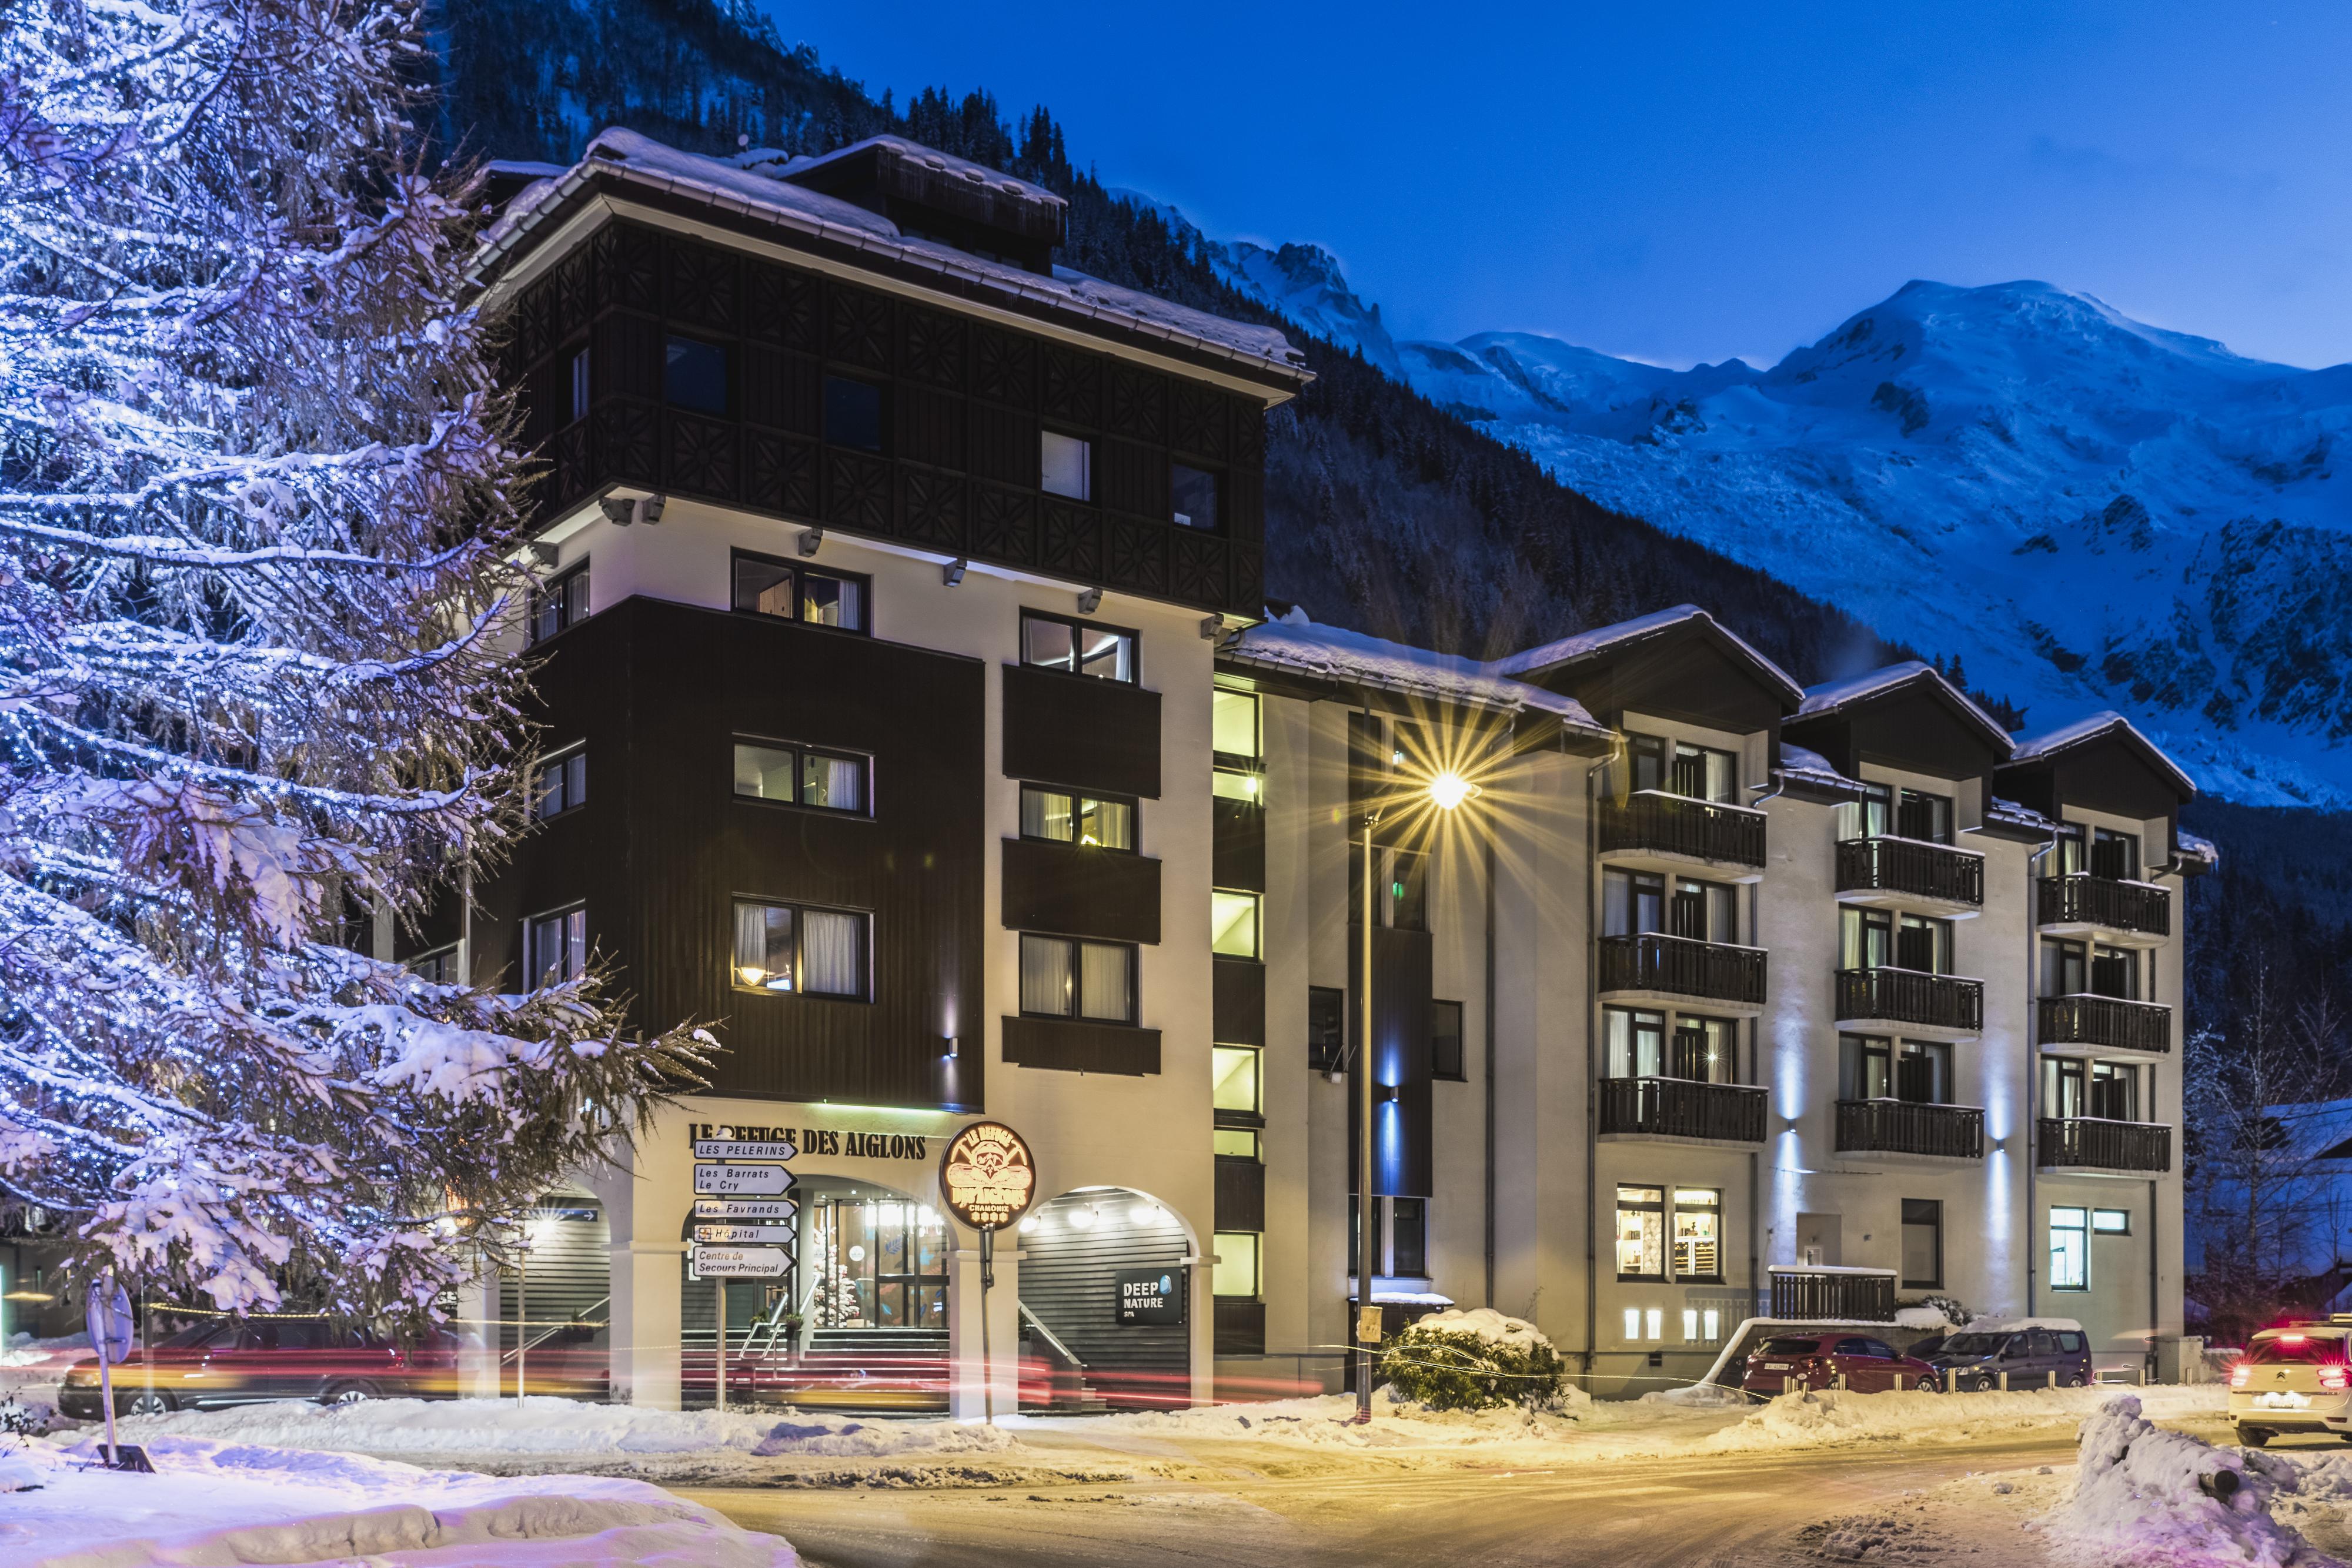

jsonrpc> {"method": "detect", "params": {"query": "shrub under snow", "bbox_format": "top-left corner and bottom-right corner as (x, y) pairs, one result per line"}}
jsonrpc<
(1379, 1308), (1563, 1410)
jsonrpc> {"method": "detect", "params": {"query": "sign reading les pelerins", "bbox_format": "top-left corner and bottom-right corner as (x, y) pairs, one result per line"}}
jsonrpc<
(937, 1120), (1037, 1231)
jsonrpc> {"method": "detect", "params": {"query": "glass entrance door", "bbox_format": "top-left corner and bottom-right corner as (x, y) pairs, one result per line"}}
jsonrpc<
(810, 1191), (948, 1329)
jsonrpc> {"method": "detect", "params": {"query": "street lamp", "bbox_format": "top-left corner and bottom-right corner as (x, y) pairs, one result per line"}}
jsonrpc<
(1355, 766), (1480, 1423)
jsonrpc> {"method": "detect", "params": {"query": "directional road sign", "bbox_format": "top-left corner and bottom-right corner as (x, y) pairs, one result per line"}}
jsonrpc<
(692, 1139), (796, 1162)
(694, 1163), (793, 1196)
(694, 1224), (795, 1245)
(693, 1197), (797, 1222)
(691, 1245), (791, 1278)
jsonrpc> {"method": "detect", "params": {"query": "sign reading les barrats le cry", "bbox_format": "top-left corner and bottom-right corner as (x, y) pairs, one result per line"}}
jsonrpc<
(937, 1120), (1037, 1230)
(694, 1164), (791, 1196)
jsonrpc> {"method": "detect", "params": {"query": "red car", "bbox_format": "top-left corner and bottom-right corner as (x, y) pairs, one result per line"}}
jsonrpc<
(58, 1318), (463, 1417)
(1741, 1332), (1940, 1396)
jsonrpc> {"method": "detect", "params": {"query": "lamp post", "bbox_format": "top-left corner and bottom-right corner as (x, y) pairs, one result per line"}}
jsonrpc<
(1356, 765), (1478, 1423)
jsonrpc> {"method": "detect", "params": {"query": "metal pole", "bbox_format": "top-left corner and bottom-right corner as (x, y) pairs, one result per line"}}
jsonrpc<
(517, 1248), (527, 1402)
(713, 1276), (727, 1413)
(1357, 810), (1378, 1423)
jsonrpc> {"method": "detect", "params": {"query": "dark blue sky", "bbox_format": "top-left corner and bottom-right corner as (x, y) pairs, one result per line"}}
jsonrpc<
(776, 1), (2351, 370)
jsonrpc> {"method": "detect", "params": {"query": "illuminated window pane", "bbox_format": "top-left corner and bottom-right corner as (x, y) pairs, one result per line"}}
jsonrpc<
(1211, 891), (1259, 958)
(1212, 1046), (1260, 1114)
(733, 744), (796, 801)
(1213, 1232), (1259, 1298)
(1212, 690), (1259, 757)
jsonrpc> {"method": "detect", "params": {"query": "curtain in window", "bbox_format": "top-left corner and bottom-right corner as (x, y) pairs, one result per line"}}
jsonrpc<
(1079, 941), (1131, 1021)
(735, 902), (793, 990)
(1077, 797), (1132, 849)
(802, 753), (864, 811)
(801, 910), (863, 996)
(802, 574), (862, 628)
(1021, 789), (1072, 841)
(1020, 934), (1071, 1015)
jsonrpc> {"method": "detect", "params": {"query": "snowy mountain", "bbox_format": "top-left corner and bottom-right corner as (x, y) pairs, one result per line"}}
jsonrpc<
(1173, 213), (2352, 807)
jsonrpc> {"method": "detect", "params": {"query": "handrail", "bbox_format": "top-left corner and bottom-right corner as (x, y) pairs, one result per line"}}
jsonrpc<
(1624, 787), (1768, 819)
(501, 1294), (607, 1366)
(1019, 1301), (1087, 1370)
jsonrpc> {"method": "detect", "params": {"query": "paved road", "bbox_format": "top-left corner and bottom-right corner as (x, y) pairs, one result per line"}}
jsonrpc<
(683, 1430), (2144, 1567)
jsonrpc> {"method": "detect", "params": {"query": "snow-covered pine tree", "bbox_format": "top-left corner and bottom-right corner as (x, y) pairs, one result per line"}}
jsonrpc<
(0, 0), (706, 1327)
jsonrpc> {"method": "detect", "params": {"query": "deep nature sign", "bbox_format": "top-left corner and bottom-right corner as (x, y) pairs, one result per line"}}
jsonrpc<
(938, 1120), (1037, 1230)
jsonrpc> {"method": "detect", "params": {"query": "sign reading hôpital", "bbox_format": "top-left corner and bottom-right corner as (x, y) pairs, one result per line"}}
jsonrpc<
(937, 1120), (1037, 1231)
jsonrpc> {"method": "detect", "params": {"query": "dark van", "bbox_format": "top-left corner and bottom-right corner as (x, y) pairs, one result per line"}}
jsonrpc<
(1922, 1319), (2092, 1392)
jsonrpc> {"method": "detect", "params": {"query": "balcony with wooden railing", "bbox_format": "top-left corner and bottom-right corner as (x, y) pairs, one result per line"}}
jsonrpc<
(2037, 994), (2171, 1055)
(2038, 1117), (2171, 1173)
(1599, 790), (1766, 870)
(1835, 1098), (1984, 1160)
(1768, 1266), (1896, 1322)
(2036, 874), (2170, 938)
(1835, 967), (1984, 1034)
(1598, 932), (1767, 1007)
(1836, 835), (1984, 908)
(1598, 1076), (1768, 1143)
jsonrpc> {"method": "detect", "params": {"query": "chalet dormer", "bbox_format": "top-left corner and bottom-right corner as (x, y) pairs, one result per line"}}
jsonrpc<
(783, 136), (1067, 273)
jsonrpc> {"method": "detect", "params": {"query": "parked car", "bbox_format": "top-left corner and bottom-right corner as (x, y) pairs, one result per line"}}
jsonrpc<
(2229, 1322), (2352, 1448)
(59, 1317), (460, 1417)
(1920, 1319), (2091, 1392)
(1740, 1332), (1939, 1396)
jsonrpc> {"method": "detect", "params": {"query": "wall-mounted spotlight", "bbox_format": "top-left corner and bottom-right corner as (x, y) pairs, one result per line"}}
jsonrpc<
(797, 527), (823, 557)
(597, 493), (667, 527)
(1199, 614), (1224, 641)
(1075, 587), (1102, 614)
(528, 543), (562, 567)
(1379, 1083), (1402, 1104)
(943, 1035), (960, 1059)
(942, 558), (968, 587)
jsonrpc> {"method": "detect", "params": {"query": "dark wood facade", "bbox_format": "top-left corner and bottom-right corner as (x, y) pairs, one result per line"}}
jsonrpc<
(428, 596), (987, 1111)
(502, 219), (1269, 618)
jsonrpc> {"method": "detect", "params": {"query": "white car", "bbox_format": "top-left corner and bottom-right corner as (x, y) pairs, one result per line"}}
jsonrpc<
(2229, 1323), (2352, 1447)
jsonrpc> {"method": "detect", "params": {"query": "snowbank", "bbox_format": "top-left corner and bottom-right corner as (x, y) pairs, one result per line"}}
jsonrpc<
(121, 1396), (1020, 1460)
(0, 1435), (796, 1567)
(2039, 1394), (2303, 1567)
(1697, 1382), (2227, 1455)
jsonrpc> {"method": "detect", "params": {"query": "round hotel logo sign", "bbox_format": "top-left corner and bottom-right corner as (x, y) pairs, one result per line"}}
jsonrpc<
(938, 1120), (1037, 1231)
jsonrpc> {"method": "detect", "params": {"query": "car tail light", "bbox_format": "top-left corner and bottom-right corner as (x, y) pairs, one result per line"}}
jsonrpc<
(2320, 1365), (2348, 1392)
(2229, 1363), (2252, 1389)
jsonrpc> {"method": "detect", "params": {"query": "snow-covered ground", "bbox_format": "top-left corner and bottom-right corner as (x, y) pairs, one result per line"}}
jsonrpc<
(0, 1433), (794, 1567)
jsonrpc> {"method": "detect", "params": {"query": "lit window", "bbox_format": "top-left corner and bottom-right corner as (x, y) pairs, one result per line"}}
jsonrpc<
(1615, 1186), (1664, 1280)
(1212, 689), (1259, 757)
(1212, 1127), (1260, 1159)
(1646, 1309), (1663, 1341)
(731, 900), (869, 999)
(524, 905), (586, 987)
(1212, 767), (1261, 803)
(732, 741), (868, 815)
(1623, 1308), (1641, 1342)
(664, 335), (729, 416)
(1171, 462), (1220, 530)
(1019, 933), (1134, 1023)
(731, 551), (868, 632)
(1671, 1189), (1721, 1281)
(1041, 430), (1091, 500)
(2050, 1206), (2089, 1290)
(569, 347), (590, 423)
(530, 562), (590, 644)
(2092, 1209), (2131, 1235)
(1683, 1309), (1699, 1343)
(532, 747), (586, 820)
(1213, 1232), (1259, 1298)
(1703, 1309), (1721, 1342)
(1212, 1046), (1261, 1114)
(1019, 784), (1135, 850)
(1211, 891), (1260, 958)
(1021, 611), (1135, 683)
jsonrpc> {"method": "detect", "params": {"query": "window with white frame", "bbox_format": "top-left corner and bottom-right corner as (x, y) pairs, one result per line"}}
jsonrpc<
(532, 746), (586, 821)
(2050, 1206), (2090, 1290)
(524, 905), (586, 988)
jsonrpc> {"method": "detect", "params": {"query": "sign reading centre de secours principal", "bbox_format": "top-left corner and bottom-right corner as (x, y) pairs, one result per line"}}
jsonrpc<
(693, 1247), (792, 1278)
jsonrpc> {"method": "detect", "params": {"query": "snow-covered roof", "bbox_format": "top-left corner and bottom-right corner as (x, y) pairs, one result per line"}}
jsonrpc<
(1224, 613), (1608, 733)
(1986, 795), (2059, 834)
(1488, 604), (1803, 703)
(2005, 711), (2198, 797)
(476, 129), (1307, 383)
(1774, 742), (1865, 798)
(1795, 660), (2014, 750)
(792, 134), (1064, 211)
(2176, 829), (2220, 871)
(1962, 1316), (2086, 1335)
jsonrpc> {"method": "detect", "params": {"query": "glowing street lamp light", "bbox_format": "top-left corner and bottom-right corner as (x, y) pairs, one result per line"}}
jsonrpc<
(1354, 761), (1479, 1425)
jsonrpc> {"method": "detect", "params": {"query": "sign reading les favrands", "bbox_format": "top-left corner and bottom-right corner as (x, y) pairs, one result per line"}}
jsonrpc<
(937, 1120), (1037, 1231)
